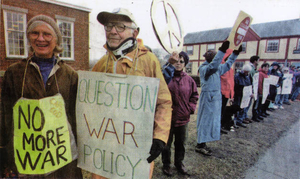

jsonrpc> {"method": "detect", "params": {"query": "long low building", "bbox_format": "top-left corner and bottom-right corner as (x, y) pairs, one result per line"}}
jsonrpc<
(183, 18), (300, 75)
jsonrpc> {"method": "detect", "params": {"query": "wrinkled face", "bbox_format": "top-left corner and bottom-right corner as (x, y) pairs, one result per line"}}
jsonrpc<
(105, 21), (138, 49)
(174, 56), (185, 71)
(28, 23), (56, 58)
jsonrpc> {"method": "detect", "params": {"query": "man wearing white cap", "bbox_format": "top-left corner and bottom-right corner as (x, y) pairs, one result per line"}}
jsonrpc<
(92, 8), (172, 179)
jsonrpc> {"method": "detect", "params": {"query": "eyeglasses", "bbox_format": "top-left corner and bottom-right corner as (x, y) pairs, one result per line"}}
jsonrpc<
(28, 31), (53, 41)
(179, 60), (185, 64)
(104, 22), (136, 32)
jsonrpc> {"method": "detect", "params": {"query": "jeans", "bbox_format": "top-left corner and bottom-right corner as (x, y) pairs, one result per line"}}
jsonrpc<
(275, 94), (284, 107)
(283, 94), (290, 103)
(162, 124), (187, 167)
(291, 86), (300, 101)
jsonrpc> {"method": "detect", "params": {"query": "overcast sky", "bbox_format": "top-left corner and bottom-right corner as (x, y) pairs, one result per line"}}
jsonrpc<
(57, 0), (300, 58)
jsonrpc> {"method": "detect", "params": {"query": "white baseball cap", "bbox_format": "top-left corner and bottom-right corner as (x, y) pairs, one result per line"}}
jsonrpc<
(97, 8), (137, 26)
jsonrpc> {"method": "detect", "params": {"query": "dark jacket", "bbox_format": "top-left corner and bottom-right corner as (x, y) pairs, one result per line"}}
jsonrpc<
(233, 71), (252, 106)
(167, 71), (199, 127)
(0, 57), (82, 178)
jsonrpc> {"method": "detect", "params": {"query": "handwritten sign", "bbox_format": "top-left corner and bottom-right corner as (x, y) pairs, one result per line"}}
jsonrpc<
(227, 11), (253, 50)
(13, 94), (72, 174)
(282, 74), (293, 94)
(262, 78), (270, 104)
(252, 73), (259, 101)
(240, 86), (252, 108)
(269, 75), (279, 85)
(76, 71), (159, 179)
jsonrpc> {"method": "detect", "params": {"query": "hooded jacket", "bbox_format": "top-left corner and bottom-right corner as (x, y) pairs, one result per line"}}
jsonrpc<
(92, 39), (172, 143)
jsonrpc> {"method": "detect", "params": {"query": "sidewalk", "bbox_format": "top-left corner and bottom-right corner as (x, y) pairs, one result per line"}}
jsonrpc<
(244, 119), (300, 179)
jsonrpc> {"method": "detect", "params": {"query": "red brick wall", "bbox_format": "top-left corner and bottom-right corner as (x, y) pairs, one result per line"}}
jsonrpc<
(1, 0), (90, 71)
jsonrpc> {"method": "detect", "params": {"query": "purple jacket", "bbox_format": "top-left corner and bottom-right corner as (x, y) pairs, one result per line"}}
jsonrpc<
(168, 71), (199, 127)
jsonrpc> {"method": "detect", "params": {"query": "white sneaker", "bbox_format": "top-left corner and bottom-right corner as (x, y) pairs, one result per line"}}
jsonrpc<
(273, 105), (278, 109)
(279, 106), (284, 109)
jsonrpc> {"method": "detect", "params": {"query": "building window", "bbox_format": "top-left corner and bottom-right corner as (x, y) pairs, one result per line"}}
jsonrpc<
(266, 39), (279, 52)
(185, 62), (192, 73)
(57, 20), (74, 60)
(3, 10), (27, 58)
(297, 39), (300, 50)
(207, 44), (215, 50)
(186, 46), (193, 55)
(241, 42), (247, 53)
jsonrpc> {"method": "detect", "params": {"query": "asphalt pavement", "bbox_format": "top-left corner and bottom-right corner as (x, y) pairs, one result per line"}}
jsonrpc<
(244, 119), (300, 179)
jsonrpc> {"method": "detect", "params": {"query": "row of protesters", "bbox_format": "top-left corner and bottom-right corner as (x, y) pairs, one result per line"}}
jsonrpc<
(195, 41), (242, 156)
(289, 65), (300, 102)
(0, 8), (173, 179)
(274, 67), (290, 109)
(161, 51), (199, 176)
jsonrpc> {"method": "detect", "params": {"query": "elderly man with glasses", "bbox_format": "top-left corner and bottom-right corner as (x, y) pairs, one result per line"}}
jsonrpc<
(92, 8), (172, 179)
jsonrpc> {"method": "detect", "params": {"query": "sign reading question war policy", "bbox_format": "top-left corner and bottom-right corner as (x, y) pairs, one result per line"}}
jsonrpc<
(76, 71), (160, 179)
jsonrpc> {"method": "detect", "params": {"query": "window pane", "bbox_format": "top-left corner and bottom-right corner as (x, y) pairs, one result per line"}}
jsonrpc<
(58, 20), (74, 59)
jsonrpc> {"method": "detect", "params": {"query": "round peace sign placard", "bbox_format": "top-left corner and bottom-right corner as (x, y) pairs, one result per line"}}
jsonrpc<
(151, 0), (183, 54)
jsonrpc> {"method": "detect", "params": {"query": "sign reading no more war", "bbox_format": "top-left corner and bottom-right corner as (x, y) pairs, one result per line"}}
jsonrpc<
(13, 94), (72, 174)
(76, 71), (159, 179)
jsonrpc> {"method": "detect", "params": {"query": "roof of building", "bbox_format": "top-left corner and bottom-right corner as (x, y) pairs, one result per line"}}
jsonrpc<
(184, 18), (300, 45)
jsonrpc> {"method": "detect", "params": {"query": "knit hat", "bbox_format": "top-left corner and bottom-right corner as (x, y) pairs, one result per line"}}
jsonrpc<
(27, 15), (62, 46)
(203, 50), (217, 62)
(242, 64), (252, 72)
(271, 62), (280, 67)
(179, 51), (189, 66)
(97, 8), (137, 27)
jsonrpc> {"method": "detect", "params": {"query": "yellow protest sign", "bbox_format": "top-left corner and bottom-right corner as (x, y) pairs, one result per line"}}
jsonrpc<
(227, 11), (253, 50)
(13, 94), (72, 174)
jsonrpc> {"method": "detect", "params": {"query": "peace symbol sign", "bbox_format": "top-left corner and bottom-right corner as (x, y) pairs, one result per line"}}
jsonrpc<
(151, 0), (183, 54)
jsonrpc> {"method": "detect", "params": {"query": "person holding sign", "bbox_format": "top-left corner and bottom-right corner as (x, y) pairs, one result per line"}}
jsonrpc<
(195, 41), (242, 156)
(256, 63), (271, 121)
(161, 51), (199, 176)
(233, 64), (253, 128)
(92, 8), (172, 179)
(0, 15), (82, 178)
(268, 62), (283, 109)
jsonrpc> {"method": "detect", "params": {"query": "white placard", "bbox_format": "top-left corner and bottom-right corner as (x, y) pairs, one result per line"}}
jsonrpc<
(240, 85), (252, 108)
(76, 71), (159, 179)
(282, 74), (293, 94)
(262, 78), (271, 104)
(269, 75), (279, 85)
(252, 73), (259, 101)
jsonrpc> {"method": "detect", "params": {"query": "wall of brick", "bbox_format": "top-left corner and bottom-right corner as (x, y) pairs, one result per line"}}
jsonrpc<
(1, 0), (90, 71)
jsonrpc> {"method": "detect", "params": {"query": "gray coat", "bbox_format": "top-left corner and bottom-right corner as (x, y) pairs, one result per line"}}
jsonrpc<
(196, 51), (238, 143)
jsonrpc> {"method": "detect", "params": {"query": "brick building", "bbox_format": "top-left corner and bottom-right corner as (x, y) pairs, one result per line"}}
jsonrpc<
(0, 0), (91, 76)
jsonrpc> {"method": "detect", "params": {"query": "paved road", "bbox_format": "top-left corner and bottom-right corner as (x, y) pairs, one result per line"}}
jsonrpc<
(244, 120), (300, 179)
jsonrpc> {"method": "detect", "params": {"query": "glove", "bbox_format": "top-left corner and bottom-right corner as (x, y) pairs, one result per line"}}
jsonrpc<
(146, 139), (165, 163)
(168, 51), (179, 65)
(233, 45), (243, 55)
(218, 41), (230, 53)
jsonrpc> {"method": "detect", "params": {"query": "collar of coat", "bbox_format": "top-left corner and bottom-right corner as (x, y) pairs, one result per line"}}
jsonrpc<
(103, 38), (149, 69)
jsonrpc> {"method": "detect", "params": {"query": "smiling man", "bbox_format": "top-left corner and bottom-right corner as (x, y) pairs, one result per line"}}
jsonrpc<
(92, 8), (172, 179)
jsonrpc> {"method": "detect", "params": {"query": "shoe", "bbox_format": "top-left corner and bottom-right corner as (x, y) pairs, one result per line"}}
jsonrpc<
(245, 118), (253, 123)
(252, 118), (260, 122)
(163, 165), (172, 176)
(264, 112), (270, 116)
(273, 105), (278, 109)
(279, 106), (284, 109)
(267, 108), (275, 111)
(242, 120), (249, 124)
(221, 128), (228, 134)
(175, 164), (188, 175)
(283, 101), (291, 105)
(195, 146), (212, 156)
(257, 116), (264, 120)
(237, 122), (247, 128)
(261, 113), (267, 117)
(230, 126), (235, 132)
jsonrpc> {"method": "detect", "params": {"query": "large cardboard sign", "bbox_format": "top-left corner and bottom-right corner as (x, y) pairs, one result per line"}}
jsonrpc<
(262, 78), (271, 104)
(269, 75), (279, 85)
(240, 86), (252, 108)
(13, 95), (72, 174)
(76, 71), (159, 179)
(252, 73), (259, 101)
(282, 74), (293, 94)
(227, 11), (253, 50)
